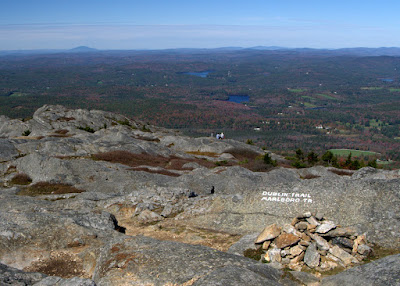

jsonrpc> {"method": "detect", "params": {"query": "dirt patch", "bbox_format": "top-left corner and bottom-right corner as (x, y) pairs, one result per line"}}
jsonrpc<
(24, 252), (86, 278)
(17, 182), (84, 196)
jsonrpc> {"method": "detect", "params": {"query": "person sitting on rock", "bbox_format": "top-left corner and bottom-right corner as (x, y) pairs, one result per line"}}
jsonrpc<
(220, 132), (224, 139)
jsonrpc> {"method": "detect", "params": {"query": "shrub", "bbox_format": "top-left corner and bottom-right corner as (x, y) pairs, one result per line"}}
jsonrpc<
(367, 159), (377, 168)
(141, 125), (151, 132)
(246, 139), (254, 145)
(263, 153), (277, 166)
(117, 119), (131, 126)
(292, 160), (307, 168)
(10, 173), (32, 185)
(77, 126), (95, 133)
(22, 130), (31, 136)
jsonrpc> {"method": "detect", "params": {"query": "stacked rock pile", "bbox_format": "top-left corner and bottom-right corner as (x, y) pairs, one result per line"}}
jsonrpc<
(254, 211), (372, 272)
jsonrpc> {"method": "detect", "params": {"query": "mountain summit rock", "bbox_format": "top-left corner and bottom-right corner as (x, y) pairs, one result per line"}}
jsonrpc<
(0, 105), (399, 285)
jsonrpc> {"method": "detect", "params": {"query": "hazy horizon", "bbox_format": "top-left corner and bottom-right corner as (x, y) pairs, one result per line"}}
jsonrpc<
(2, 44), (400, 53)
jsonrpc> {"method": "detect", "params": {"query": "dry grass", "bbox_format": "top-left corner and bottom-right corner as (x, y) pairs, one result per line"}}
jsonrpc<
(130, 167), (181, 177)
(57, 116), (75, 121)
(10, 173), (32, 185)
(92, 150), (214, 172)
(49, 129), (71, 137)
(225, 148), (261, 161)
(300, 174), (321, 180)
(329, 169), (353, 176)
(17, 182), (84, 196)
(186, 151), (219, 157)
(133, 135), (160, 142)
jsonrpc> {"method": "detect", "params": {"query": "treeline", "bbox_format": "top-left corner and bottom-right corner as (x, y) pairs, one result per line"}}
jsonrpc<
(287, 149), (377, 170)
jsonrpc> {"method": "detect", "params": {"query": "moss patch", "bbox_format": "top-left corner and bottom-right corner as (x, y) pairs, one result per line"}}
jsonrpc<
(243, 247), (264, 261)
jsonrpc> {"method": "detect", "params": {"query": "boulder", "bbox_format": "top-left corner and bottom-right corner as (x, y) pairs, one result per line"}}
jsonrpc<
(254, 224), (281, 244)
(274, 233), (300, 249)
(136, 209), (163, 224)
(329, 246), (359, 266)
(315, 221), (336, 234)
(0, 139), (19, 162)
(304, 243), (320, 268)
(309, 233), (330, 251)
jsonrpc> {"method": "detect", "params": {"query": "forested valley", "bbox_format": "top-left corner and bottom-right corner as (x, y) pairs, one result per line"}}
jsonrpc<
(1, 48), (399, 167)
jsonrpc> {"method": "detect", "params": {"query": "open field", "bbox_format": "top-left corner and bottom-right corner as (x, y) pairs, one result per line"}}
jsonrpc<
(329, 149), (380, 158)
(361, 87), (383, 90)
(317, 93), (338, 100)
(288, 88), (306, 93)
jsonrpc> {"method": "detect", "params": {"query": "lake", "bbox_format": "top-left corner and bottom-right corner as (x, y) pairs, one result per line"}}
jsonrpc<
(181, 70), (213, 78)
(380, 78), (394, 82)
(228, 95), (249, 103)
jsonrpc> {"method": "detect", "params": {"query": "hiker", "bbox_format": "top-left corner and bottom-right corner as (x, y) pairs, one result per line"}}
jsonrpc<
(216, 133), (221, 139)
(220, 132), (224, 139)
(188, 191), (198, 198)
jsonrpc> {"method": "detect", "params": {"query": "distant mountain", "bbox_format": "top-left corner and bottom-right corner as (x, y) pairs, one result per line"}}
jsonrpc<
(67, 46), (98, 53)
(1, 46), (400, 57)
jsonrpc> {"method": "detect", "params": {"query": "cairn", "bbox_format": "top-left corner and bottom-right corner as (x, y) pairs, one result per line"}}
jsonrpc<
(254, 211), (372, 272)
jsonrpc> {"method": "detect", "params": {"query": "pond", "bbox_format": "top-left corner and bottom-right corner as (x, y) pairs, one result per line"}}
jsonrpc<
(380, 78), (394, 82)
(228, 95), (249, 103)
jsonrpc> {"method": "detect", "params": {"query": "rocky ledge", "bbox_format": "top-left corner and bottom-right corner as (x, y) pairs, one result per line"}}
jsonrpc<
(0, 105), (399, 285)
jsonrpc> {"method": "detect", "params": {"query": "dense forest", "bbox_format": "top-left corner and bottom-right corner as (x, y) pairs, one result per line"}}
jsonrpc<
(0, 48), (399, 167)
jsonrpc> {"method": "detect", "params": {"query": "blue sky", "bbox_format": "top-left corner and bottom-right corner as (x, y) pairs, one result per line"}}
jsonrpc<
(1, 0), (399, 50)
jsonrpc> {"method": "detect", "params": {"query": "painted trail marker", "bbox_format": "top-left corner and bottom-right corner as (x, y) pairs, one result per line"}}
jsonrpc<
(261, 191), (313, 203)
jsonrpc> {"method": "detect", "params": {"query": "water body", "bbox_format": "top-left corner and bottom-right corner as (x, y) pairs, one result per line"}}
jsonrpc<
(228, 95), (249, 103)
(181, 70), (213, 78)
(381, 78), (394, 82)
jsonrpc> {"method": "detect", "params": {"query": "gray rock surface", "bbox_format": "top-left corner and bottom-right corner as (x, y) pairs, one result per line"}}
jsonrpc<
(191, 265), (284, 286)
(93, 235), (292, 286)
(0, 139), (19, 162)
(227, 233), (259, 256)
(321, 254), (400, 286)
(0, 105), (399, 285)
(0, 262), (46, 285)
(0, 263), (96, 286)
